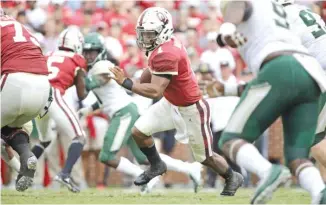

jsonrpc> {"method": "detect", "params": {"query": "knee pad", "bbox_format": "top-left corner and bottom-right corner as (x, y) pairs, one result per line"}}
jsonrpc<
(218, 132), (241, 151)
(1, 126), (29, 145)
(72, 135), (86, 145)
(292, 160), (313, 177)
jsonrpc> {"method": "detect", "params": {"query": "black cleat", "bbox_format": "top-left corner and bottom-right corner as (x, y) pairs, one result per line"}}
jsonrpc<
(220, 171), (244, 196)
(134, 161), (167, 186)
(54, 173), (80, 193)
(16, 156), (37, 192)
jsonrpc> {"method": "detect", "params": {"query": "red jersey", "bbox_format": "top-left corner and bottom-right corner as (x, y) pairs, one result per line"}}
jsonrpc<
(1, 16), (48, 75)
(47, 51), (87, 95)
(148, 37), (202, 106)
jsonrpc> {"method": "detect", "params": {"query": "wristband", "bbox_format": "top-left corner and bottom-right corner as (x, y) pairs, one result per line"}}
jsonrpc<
(216, 34), (227, 47)
(122, 78), (133, 91)
(224, 83), (239, 96)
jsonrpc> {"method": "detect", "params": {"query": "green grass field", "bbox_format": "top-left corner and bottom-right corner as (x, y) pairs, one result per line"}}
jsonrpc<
(1, 188), (310, 204)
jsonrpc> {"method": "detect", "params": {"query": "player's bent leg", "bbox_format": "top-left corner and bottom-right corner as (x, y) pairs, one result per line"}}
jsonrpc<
(218, 60), (301, 202)
(1, 126), (37, 192)
(181, 99), (242, 196)
(132, 99), (175, 186)
(282, 99), (326, 204)
(282, 75), (326, 203)
(50, 88), (85, 193)
(132, 127), (167, 186)
(100, 103), (145, 175)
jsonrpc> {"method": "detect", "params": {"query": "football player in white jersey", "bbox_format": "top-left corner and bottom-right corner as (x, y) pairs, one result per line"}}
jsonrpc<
(78, 57), (202, 193)
(275, 0), (326, 184)
(209, 0), (326, 204)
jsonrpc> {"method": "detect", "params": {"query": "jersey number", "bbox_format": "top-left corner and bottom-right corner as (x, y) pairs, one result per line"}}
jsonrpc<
(299, 10), (326, 39)
(0, 21), (41, 47)
(47, 56), (65, 80)
(272, 2), (290, 29)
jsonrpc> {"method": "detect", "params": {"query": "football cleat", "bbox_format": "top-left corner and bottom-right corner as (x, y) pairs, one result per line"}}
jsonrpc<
(134, 161), (167, 186)
(15, 156), (37, 192)
(251, 165), (291, 204)
(220, 171), (244, 196)
(54, 173), (80, 193)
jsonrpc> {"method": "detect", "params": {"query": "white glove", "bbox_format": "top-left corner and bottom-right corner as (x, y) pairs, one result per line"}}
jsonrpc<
(217, 23), (247, 48)
(78, 107), (93, 118)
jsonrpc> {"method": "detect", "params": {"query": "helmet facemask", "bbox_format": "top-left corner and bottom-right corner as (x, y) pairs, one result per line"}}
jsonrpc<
(136, 27), (162, 52)
(83, 48), (107, 70)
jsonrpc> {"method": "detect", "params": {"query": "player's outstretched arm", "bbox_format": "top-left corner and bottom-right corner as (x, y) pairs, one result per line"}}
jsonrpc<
(216, 1), (252, 48)
(110, 66), (170, 99)
(206, 80), (248, 98)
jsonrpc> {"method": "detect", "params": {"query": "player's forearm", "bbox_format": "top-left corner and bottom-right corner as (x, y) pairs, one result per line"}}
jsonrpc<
(131, 82), (163, 99)
(77, 87), (88, 101)
(75, 70), (88, 100)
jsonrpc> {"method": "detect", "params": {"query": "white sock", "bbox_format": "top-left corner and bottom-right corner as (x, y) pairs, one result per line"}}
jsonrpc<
(8, 156), (20, 173)
(116, 157), (144, 177)
(298, 166), (325, 198)
(159, 153), (191, 174)
(235, 143), (272, 179)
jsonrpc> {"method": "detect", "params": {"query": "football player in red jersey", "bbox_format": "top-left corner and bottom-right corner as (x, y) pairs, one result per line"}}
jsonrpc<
(0, 9), (52, 192)
(30, 27), (89, 193)
(110, 7), (243, 196)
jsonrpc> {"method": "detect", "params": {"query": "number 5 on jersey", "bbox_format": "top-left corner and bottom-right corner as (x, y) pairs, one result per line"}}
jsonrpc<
(47, 56), (65, 80)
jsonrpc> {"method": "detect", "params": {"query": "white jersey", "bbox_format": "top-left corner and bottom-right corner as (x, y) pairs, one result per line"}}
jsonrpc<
(285, 4), (326, 70)
(92, 79), (133, 118)
(236, 0), (308, 73)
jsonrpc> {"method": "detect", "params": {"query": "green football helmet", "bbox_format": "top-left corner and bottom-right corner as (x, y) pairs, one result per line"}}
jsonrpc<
(83, 32), (107, 69)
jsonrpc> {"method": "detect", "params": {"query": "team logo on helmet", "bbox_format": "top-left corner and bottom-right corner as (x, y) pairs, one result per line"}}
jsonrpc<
(157, 12), (168, 25)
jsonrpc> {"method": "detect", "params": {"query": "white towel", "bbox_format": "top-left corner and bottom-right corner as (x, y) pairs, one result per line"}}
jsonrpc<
(170, 105), (189, 144)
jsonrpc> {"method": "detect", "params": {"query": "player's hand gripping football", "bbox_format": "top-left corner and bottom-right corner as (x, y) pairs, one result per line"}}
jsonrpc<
(110, 66), (126, 85)
(206, 80), (224, 98)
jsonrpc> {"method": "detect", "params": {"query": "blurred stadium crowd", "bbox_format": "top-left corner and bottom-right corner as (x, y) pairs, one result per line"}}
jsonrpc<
(1, 0), (326, 190)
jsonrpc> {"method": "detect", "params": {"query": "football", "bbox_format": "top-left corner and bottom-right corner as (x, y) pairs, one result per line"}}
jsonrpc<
(140, 68), (152, 83)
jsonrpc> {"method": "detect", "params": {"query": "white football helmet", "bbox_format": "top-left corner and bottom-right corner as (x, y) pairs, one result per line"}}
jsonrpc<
(57, 27), (84, 55)
(273, 0), (295, 5)
(136, 7), (174, 52)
